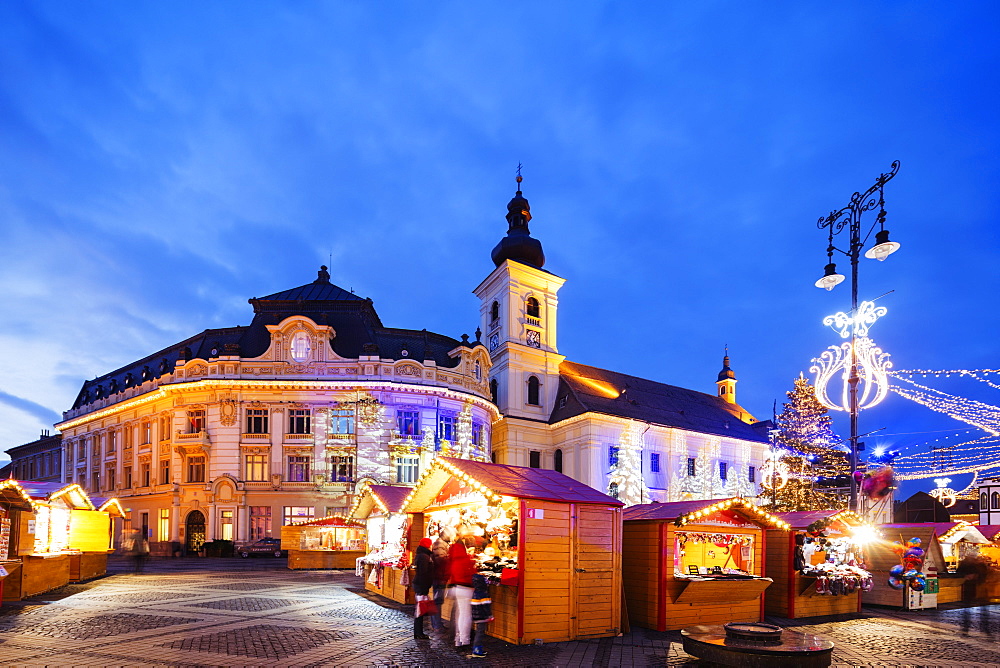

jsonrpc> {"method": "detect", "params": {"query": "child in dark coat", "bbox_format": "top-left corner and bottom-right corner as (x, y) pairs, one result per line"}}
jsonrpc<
(412, 537), (434, 639)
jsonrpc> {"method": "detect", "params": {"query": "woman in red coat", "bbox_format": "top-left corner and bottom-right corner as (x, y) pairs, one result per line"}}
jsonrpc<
(449, 537), (475, 650)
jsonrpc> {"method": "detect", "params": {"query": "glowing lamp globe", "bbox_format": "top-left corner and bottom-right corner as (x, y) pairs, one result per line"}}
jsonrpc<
(815, 263), (845, 291)
(864, 229), (900, 261)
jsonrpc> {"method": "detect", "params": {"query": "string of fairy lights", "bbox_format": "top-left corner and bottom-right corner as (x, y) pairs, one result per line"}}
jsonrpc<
(877, 368), (1000, 481)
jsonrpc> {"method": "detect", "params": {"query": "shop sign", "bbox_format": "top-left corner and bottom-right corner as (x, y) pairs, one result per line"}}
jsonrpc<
(697, 510), (758, 529)
(27, 520), (35, 534)
(425, 477), (487, 510)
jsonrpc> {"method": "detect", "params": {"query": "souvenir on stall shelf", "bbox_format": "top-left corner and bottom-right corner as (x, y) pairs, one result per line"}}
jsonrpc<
(765, 510), (875, 619)
(349, 484), (417, 604)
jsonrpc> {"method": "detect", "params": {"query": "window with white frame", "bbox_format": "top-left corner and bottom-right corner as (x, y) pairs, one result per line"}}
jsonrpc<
(329, 455), (354, 482)
(650, 452), (660, 473)
(287, 456), (310, 482)
(187, 456), (205, 483)
(250, 506), (272, 539)
(246, 408), (269, 434)
(283, 506), (314, 525)
(329, 408), (355, 435)
(438, 413), (457, 443)
(245, 454), (267, 481)
(288, 408), (311, 435)
(188, 410), (205, 434)
(397, 410), (420, 438)
(396, 456), (419, 484)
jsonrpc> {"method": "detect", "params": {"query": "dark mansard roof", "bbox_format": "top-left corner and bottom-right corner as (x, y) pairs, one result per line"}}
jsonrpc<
(70, 267), (480, 410)
(549, 360), (768, 443)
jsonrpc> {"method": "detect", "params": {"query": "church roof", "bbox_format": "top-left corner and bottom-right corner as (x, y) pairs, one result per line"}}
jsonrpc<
(550, 361), (767, 442)
(70, 268), (479, 410)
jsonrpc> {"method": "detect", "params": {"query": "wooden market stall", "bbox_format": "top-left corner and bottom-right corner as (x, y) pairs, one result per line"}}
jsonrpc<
(0, 479), (34, 604)
(280, 515), (366, 569)
(622, 498), (786, 632)
(763, 510), (875, 619)
(349, 484), (415, 604)
(403, 457), (624, 645)
(863, 524), (945, 609)
(68, 497), (125, 582)
(934, 521), (991, 573)
(11, 482), (99, 599)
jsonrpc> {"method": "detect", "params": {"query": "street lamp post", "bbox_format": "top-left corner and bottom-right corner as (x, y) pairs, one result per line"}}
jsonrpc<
(814, 160), (901, 513)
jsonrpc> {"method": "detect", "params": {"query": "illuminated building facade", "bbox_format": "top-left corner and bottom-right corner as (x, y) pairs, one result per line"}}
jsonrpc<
(475, 182), (771, 503)
(4, 430), (63, 483)
(56, 269), (496, 553)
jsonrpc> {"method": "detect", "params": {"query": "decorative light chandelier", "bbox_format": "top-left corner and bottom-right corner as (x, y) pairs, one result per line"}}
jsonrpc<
(810, 300), (892, 413)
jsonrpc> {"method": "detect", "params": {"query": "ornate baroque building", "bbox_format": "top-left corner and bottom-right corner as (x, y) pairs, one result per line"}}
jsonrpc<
(476, 179), (772, 504)
(55, 268), (496, 552)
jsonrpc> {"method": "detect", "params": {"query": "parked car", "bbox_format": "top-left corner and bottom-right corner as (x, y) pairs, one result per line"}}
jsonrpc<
(238, 537), (286, 558)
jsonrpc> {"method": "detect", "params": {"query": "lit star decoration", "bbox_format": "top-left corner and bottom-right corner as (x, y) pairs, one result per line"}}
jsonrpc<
(811, 300), (892, 413)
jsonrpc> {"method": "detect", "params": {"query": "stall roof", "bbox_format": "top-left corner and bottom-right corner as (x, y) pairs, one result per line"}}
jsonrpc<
(773, 510), (866, 530)
(403, 457), (623, 512)
(349, 484), (412, 519)
(623, 497), (790, 529)
(0, 478), (34, 510)
(287, 515), (365, 528)
(977, 525), (1000, 542)
(881, 522), (991, 544)
(92, 497), (127, 517)
(19, 482), (94, 509)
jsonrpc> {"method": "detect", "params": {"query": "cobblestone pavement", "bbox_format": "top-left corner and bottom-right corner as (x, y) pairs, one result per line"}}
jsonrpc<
(0, 558), (997, 667)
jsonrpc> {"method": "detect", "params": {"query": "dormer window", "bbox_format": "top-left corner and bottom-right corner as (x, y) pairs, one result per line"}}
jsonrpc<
(526, 297), (540, 318)
(290, 332), (312, 362)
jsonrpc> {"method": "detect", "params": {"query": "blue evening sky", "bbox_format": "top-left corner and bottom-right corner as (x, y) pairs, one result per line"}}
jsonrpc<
(1, 2), (998, 498)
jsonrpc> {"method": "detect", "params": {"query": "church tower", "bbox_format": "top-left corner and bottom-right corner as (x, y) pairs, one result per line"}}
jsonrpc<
(716, 353), (737, 404)
(473, 173), (565, 432)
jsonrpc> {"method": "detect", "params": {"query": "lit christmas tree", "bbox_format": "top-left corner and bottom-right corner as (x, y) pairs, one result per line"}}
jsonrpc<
(763, 375), (846, 511)
(608, 423), (651, 506)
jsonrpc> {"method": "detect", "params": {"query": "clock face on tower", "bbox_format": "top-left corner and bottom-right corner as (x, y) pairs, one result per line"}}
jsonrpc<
(489, 333), (500, 351)
(526, 329), (541, 348)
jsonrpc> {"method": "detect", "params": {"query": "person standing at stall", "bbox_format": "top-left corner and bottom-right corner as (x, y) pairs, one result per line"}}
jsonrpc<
(469, 572), (494, 658)
(449, 535), (475, 651)
(431, 530), (452, 632)
(412, 537), (434, 640)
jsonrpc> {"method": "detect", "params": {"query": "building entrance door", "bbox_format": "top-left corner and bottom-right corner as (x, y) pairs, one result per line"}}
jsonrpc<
(186, 510), (206, 554)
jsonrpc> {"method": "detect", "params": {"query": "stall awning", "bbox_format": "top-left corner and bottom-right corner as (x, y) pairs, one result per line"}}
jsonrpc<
(977, 525), (1000, 542)
(92, 497), (127, 518)
(350, 484), (411, 519)
(20, 482), (95, 510)
(623, 497), (789, 529)
(773, 510), (866, 530)
(287, 515), (365, 528)
(403, 457), (623, 512)
(0, 478), (34, 511)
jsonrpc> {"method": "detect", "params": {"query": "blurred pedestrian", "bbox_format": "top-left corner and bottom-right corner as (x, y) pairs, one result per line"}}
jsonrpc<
(412, 537), (434, 640)
(449, 535), (475, 651)
(128, 528), (149, 574)
(957, 554), (993, 638)
(431, 530), (451, 632)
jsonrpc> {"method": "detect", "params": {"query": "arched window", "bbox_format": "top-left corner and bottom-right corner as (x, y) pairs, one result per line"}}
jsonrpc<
(526, 297), (540, 318)
(982, 493), (989, 509)
(490, 301), (500, 323)
(490, 379), (499, 404)
(609, 482), (619, 500)
(993, 492), (1000, 510)
(527, 376), (540, 405)
(554, 448), (563, 473)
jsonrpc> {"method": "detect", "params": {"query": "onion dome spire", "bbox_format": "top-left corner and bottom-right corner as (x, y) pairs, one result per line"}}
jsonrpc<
(718, 353), (736, 381)
(491, 165), (545, 268)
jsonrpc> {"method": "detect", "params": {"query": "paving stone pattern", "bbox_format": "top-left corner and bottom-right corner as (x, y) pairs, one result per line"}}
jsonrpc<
(0, 557), (997, 667)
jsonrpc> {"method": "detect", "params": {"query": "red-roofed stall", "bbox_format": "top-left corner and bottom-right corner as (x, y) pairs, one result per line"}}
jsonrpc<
(280, 515), (366, 569)
(403, 457), (624, 644)
(349, 484), (415, 603)
(763, 510), (874, 618)
(623, 498), (786, 631)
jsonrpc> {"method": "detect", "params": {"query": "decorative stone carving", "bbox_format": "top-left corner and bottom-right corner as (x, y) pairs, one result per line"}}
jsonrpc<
(218, 396), (239, 427)
(398, 363), (422, 376)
